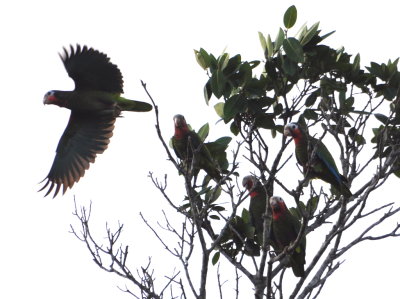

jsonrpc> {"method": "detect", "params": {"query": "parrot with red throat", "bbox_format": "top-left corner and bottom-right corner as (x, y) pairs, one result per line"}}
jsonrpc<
(171, 114), (223, 181)
(284, 122), (352, 197)
(242, 175), (269, 243)
(40, 45), (153, 197)
(269, 196), (306, 277)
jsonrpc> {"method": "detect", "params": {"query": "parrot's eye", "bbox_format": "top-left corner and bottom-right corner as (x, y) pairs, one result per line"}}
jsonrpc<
(45, 91), (55, 98)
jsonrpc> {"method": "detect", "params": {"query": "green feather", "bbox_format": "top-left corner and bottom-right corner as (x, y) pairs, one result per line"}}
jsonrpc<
(172, 131), (222, 181)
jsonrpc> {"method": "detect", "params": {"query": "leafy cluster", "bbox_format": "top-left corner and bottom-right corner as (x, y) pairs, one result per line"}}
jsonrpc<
(195, 6), (400, 149)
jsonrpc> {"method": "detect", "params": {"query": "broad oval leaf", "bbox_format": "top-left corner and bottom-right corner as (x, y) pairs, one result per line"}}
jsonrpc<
(224, 95), (246, 121)
(283, 5), (297, 29)
(214, 102), (225, 118)
(306, 196), (319, 216)
(242, 208), (250, 223)
(305, 90), (319, 107)
(212, 251), (220, 265)
(255, 114), (275, 129)
(194, 48), (211, 70)
(197, 123), (209, 142)
(230, 121), (240, 135)
(303, 109), (318, 120)
(283, 37), (304, 63)
(375, 113), (389, 124)
(282, 57), (298, 76)
(211, 69), (226, 99)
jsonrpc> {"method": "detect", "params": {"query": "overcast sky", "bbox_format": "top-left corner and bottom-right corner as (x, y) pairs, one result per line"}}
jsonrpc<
(1, 0), (399, 298)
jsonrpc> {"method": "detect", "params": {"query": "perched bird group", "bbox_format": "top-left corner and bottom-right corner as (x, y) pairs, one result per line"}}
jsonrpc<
(238, 123), (352, 277)
(40, 45), (153, 197)
(242, 176), (306, 277)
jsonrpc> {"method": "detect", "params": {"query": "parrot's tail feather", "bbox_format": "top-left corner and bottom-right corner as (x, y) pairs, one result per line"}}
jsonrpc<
(117, 97), (153, 112)
(341, 184), (352, 198)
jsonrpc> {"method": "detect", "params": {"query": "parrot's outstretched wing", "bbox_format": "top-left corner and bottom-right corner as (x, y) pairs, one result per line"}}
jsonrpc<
(40, 111), (115, 197)
(61, 44), (123, 93)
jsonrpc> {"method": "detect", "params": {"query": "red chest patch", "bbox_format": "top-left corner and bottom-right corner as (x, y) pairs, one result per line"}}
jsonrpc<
(250, 191), (259, 198)
(174, 127), (189, 139)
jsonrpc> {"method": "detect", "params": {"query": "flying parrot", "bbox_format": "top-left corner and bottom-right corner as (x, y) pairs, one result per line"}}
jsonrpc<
(171, 114), (223, 181)
(242, 175), (269, 243)
(284, 122), (352, 197)
(269, 196), (306, 277)
(40, 45), (153, 197)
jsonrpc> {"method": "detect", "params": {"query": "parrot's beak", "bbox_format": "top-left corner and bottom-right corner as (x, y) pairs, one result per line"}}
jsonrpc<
(43, 91), (56, 105)
(269, 197), (280, 211)
(283, 125), (291, 137)
(43, 94), (49, 105)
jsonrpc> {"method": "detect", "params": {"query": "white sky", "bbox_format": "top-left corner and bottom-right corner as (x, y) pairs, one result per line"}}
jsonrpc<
(1, 0), (399, 298)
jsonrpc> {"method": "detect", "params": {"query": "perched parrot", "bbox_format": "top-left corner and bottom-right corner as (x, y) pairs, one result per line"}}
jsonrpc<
(284, 122), (352, 197)
(171, 114), (223, 181)
(40, 45), (153, 197)
(242, 175), (268, 243)
(269, 196), (306, 277)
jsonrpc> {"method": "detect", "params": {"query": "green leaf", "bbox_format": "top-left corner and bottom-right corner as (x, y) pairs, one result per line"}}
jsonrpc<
(224, 54), (242, 75)
(224, 95), (246, 121)
(211, 69), (226, 98)
(273, 103), (284, 115)
(210, 205), (225, 212)
(255, 114), (275, 129)
(375, 113), (389, 124)
(238, 62), (253, 87)
(218, 53), (230, 71)
(305, 90), (319, 107)
(204, 80), (212, 105)
(258, 32), (267, 55)
(242, 208), (250, 223)
(197, 123), (209, 142)
(283, 5), (297, 29)
(303, 109), (318, 120)
(306, 196), (319, 216)
(210, 215), (220, 220)
(367, 62), (382, 78)
(282, 57), (297, 76)
(289, 207), (301, 220)
(283, 38), (304, 63)
(266, 34), (273, 58)
(319, 30), (335, 42)
(212, 251), (220, 265)
(214, 102), (225, 118)
(230, 121), (240, 135)
(274, 28), (285, 52)
(352, 53), (360, 71)
(296, 22), (307, 41)
(194, 48), (211, 70)
(300, 22), (320, 46)
(213, 136), (232, 148)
